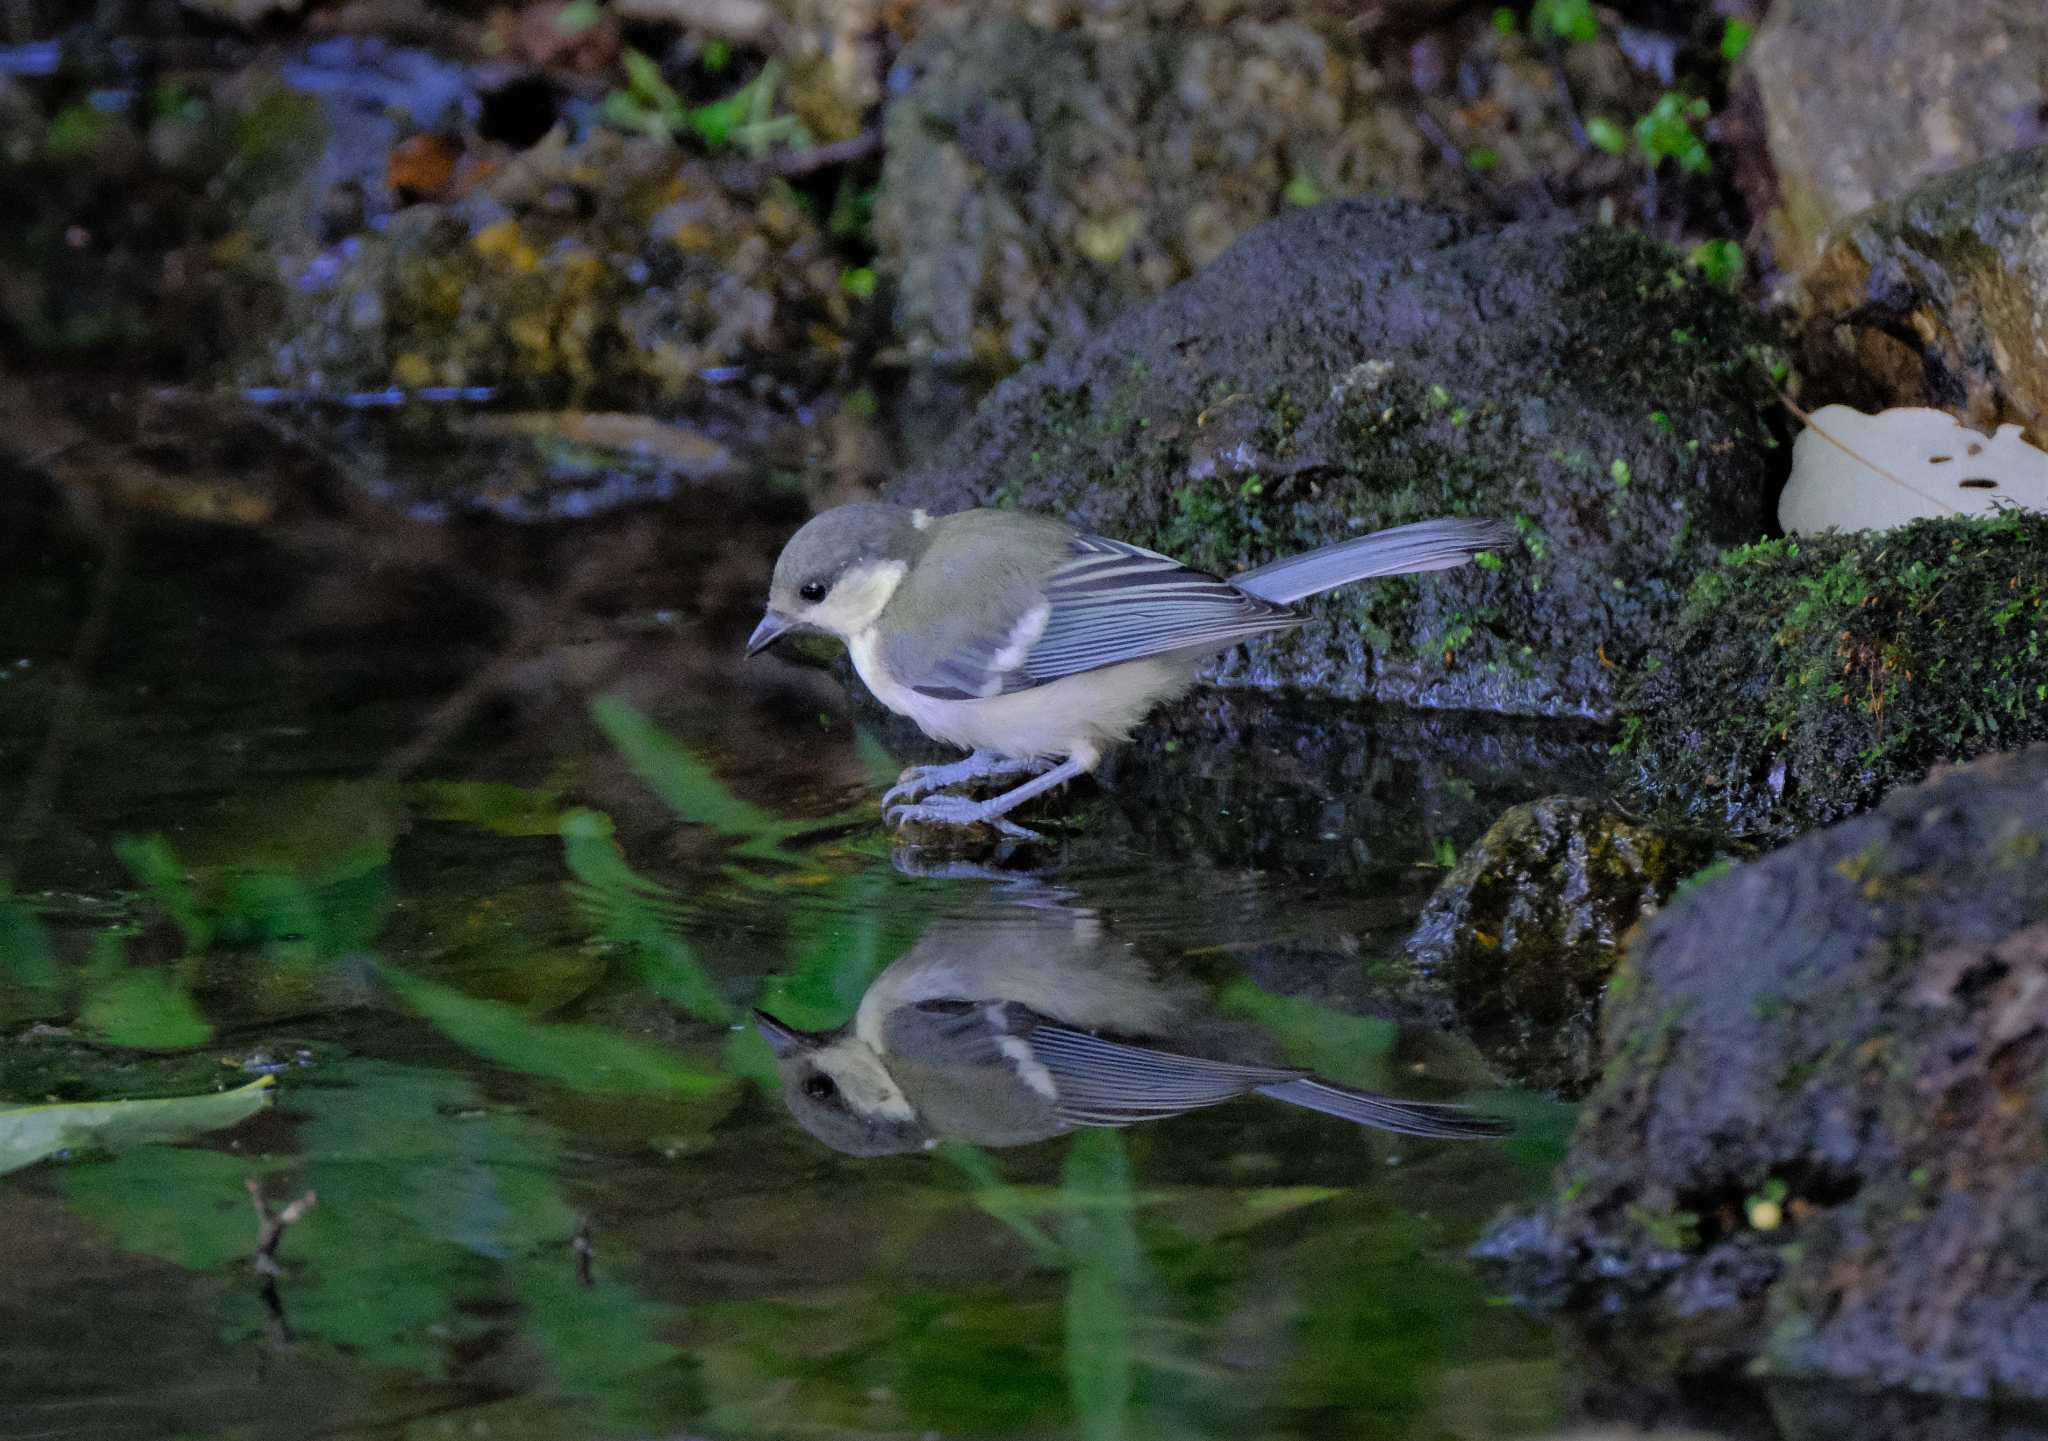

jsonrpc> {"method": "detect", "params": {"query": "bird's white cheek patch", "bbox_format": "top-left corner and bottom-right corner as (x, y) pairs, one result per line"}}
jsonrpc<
(809, 559), (908, 637)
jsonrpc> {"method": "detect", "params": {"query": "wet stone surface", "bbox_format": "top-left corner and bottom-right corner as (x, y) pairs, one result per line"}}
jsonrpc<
(1486, 747), (2048, 1403)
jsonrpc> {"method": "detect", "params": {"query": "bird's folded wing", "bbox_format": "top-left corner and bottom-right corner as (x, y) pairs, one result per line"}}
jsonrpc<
(1016, 1021), (1305, 1127)
(1019, 536), (1299, 685)
(884, 533), (1298, 700)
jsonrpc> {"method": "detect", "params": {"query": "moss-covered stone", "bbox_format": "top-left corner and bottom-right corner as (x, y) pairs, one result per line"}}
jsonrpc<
(259, 130), (852, 405)
(1794, 145), (2048, 436)
(889, 198), (1787, 718)
(1614, 511), (2048, 842)
(1404, 797), (1719, 1096)
(1484, 746), (2048, 1401)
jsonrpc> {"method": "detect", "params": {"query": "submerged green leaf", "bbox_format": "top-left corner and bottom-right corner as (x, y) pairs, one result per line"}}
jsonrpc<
(0, 1075), (274, 1175)
(1217, 983), (1396, 1090)
(0, 893), (56, 999)
(1064, 1129), (1138, 1441)
(379, 963), (728, 1097)
(559, 808), (734, 1024)
(78, 967), (214, 1050)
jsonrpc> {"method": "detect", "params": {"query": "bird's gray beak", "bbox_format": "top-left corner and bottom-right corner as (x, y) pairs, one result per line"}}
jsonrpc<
(745, 608), (795, 657)
(753, 1009), (822, 1058)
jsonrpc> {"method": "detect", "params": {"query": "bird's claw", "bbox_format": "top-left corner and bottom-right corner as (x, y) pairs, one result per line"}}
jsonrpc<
(881, 754), (1024, 809)
(880, 768), (941, 809)
(885, 793), (1041, 842)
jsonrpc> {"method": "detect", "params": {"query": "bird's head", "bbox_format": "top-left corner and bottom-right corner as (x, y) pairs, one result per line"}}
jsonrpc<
(754, 1008), (934, 1156)
(747, 503), (930, 655)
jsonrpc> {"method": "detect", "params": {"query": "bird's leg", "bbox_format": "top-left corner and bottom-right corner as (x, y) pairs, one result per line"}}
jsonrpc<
(885, 751), (1096, 840)
(879, 749), (1033, 809)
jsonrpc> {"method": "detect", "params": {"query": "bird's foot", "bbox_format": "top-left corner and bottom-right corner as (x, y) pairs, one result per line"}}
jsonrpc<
(885, 792), (1042, 842)
(880, 752), (1028, 809)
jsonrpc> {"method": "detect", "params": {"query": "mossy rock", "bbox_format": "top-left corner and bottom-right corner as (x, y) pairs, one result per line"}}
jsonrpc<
(890, 197), (1786, 718)
(1485, 746), (2048, 1401)
(257, 130), (852, 406)
(1614, 511), (2048, 842)
(1404, 796), (1720, 1096)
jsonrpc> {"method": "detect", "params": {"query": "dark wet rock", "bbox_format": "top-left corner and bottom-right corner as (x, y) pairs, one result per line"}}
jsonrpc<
(1404, 796), (1719, 1096)
(1793, 145), (2048, 436)
(1614, 512), (2048, 844)
(256, 126), (853, 405)
(1745, 0), (2048, 270)
(874, 3), (1664, 370)
(888, 198), (1787, 719)
(1486, 747), (2048, 1402)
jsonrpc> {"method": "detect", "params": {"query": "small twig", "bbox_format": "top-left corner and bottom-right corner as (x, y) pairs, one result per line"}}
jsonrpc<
(247, 1178), (318, 1278)
(1547, 42), (1592, 152)
(772, 128), (882, 177)
(572, 1216), (597, 1288)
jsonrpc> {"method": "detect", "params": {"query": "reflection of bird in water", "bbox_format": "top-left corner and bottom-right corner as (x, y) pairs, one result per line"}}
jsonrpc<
(755, 903), (1509, 1155)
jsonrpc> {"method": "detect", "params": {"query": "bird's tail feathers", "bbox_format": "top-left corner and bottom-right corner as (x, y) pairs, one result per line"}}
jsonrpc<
(1256, 1077), (1512, 1140)
(1231, 518), (1518, 605)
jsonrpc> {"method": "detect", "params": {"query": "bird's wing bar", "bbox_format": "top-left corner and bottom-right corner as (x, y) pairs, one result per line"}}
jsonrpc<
(1018, 535), (1298, 685)
(1019, 1021), (1305, 1128)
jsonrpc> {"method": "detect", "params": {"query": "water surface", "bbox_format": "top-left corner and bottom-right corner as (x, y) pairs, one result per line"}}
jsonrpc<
(0, 413), (1576, 1441)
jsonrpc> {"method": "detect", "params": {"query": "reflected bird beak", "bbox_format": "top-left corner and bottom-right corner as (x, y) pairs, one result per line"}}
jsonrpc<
(745, 609), (795, 657)
(753, 1009), (821, 1058)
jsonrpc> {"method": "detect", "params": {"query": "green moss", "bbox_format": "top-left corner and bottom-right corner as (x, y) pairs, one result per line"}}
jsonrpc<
(1617, 512), (2048, 840)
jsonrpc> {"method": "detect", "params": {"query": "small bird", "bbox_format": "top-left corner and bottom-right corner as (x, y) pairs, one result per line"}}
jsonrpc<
(754, 905), (1510, 1156)
(745, 503), (1515, 836)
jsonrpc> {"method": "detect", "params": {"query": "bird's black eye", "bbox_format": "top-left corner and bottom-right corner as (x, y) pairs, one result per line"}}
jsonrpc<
(802, 1073), (838, 1102)
(799, 580), (828, 604)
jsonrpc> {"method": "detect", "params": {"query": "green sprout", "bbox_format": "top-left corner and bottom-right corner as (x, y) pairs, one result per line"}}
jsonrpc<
(1531, 0), (1599, 43)
(1634, 92), (1712, 174)
(1687, 238), (1745, 289)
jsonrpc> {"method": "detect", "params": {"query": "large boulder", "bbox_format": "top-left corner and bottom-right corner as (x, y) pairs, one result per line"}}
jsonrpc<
(1744, 0), (2048, 269)
(1614, 512), (2048, 843)
(889, 197), (1785, 719)
(1487, 747), (2048, 1401)
(874, 1), (1667, 370)
(1794, 145), (2048, 436)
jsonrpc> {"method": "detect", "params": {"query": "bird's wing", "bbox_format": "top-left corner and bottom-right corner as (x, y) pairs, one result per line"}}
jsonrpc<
(1017, 535), (1300, 686)
(881, 528), (1298, 701)
(1012, 1019), (1307, 1128)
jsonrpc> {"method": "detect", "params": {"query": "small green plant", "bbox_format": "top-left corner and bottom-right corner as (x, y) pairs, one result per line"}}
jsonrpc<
(1426, 836), (1459, 868)
(1585, 116), (1628, 155)
(603, 51), (810, 157)
(1530, 0), (1599, 44)
(1687, 238), (1745, 289)
(1720, 18), (1755, 61)
(1634, 92), (1712, 174)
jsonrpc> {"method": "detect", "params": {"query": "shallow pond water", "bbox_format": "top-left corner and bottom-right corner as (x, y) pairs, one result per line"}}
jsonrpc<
(0, 410), (1580, 1441)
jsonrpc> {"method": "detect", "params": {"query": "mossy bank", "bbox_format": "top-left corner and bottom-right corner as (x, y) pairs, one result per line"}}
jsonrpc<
(890, 197), (1786, 719)
(1615, 510), (2048, 842)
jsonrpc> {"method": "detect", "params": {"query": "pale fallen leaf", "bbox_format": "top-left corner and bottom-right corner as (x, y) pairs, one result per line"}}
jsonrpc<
(1780, 405), (2048, 534)
(0, 1075), (276, 1175)
(461, 411), (735, 478)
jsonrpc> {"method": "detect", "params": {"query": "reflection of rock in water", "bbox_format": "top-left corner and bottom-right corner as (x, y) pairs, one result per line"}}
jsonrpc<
(756, 900), (1508, 1155)
(1406, 796), (1721, 1097)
